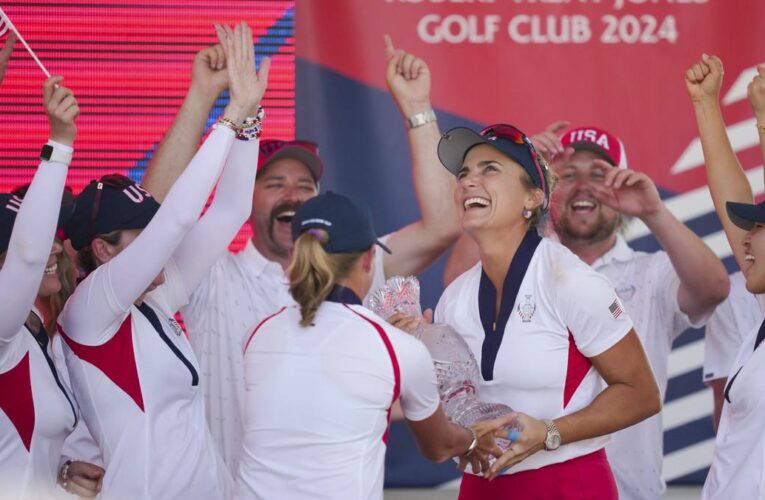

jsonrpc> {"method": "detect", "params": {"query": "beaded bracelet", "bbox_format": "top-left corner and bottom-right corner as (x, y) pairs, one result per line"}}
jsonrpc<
(237, 106), (265, 141)
(59, 459), (73, 489)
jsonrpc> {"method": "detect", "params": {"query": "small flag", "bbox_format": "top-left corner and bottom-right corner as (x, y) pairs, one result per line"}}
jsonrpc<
(609, 298), (624, 320)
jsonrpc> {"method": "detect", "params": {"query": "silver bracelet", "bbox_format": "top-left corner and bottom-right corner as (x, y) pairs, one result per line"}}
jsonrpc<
(407, 109), (436, 129)
(464, 427), (478, 456)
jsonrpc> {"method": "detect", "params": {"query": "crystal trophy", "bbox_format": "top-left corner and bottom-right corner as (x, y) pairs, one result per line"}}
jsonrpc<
(366, 276), (519, 444)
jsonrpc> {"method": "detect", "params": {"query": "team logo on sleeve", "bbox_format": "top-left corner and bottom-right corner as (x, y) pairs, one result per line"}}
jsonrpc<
(517, 295), (536, 323)
(609, 298), (625, 320)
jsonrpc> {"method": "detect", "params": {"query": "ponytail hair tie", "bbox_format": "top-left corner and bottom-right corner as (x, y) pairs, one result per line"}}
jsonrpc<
(305, 228), (328, 243)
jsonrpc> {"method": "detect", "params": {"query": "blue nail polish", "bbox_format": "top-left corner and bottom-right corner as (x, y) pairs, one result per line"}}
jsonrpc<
(506, 429), (519, 442)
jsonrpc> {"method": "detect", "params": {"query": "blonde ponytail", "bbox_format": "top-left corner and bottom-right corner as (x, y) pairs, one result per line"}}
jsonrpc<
(288, 229), (364, 327)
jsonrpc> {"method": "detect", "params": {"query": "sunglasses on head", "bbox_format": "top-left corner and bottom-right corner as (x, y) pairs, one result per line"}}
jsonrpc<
(89, 174), (135, 242)
(260, 139), (319, 158)
(479, 123), (550, 210)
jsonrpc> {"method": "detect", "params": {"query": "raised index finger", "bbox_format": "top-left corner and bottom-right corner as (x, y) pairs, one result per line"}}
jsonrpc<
(383, 34), (395, 58)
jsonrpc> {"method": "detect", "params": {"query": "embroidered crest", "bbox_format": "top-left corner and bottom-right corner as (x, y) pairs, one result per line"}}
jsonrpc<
(517, 295), (536, 323)
(167, 317), (184, 337)
(615, 284), (636, 301)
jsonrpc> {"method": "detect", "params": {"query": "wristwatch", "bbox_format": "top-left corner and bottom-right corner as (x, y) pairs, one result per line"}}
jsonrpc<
(40, 144), (73, 165)
(543, 419), (561, 451)
(406, 109), (437, 129)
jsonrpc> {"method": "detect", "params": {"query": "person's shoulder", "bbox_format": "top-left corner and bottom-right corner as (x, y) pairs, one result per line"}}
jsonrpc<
(344, 305), (422, 347)
(628, 245), (670, 268)
(540, 238), (616, 297)
(539, 238), (600, 279)
(441, 261), (481, 301)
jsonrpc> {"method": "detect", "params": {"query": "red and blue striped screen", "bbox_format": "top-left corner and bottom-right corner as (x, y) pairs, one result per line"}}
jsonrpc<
(0, 0), (295, 248)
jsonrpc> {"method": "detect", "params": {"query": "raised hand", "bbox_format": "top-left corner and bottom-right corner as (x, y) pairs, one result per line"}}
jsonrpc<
(685, 53), (724, 103)
(530, 120), (570, 161)
(384, 34), (431, 117)
(748, 65), (765, 123)
(589, 160), (662, 219)
(43, 76), (79, 146)
(191, 44), (228, 100)
(0, 32), (17, 87)
(215, 22), (270, 124)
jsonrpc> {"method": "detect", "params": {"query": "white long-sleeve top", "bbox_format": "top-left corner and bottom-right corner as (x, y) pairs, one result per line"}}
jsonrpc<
(59, 127), (257, 500)
(0, 146), (78, 499)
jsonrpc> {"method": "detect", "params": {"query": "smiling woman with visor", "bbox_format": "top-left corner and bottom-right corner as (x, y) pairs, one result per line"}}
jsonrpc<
(434, 123), (661, 499)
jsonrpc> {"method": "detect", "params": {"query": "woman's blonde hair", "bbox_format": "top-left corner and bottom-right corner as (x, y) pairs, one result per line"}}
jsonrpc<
(47, 241), (74, 332)
(288, 229), (365, 327)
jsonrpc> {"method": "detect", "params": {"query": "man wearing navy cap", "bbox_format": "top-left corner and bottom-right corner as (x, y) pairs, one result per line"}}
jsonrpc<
(140, 42), (460, 472)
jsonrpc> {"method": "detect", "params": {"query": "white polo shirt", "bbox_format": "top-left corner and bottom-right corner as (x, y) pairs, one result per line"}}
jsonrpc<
(435, 233), (633, 475)
(235, 290), (439, 500)
(0, 313), (78, 499)
(702, 321), (765, 499)
(590, 235), (706, 500)
(182, 238), (387, 473)
(59, 262), (230, 500)
(704, 271), (761, 382)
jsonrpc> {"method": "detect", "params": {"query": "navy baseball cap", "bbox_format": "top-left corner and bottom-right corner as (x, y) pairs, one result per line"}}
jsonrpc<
(0, 189), (73, 254)
(726, 200), (765, 231)
(291, 192), (391, 254)
(438, 123), (550, 210)
(65, 174), (160, 251)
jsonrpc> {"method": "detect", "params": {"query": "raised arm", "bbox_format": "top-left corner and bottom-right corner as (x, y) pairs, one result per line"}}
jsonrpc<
(748, 65), (765, 185)
(66, 24), (261, 336)
(169, 28), (270, 310)
(0, 76), (77, 342)
(380, 37), (461, 277)
(687, 54), (752, 271)
(141, 44), (229, 201)
(0, 32), (16, 89)
(591, 160), (729, 321)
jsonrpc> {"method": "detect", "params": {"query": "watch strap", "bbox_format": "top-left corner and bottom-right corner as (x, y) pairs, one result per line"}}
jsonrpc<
(543, 419), (561, 450)
(407, 109), (437, 129)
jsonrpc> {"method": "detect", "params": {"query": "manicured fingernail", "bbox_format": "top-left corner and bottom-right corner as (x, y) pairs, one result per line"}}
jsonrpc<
(507, 429), (519, 442)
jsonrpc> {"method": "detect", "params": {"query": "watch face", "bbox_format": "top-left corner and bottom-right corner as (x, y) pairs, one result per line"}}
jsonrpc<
(40, 144), (54, 160)
(546, 433), (561, 450)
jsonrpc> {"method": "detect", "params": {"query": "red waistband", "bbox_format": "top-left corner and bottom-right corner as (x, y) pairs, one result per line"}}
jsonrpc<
(458, 449), (617, 500)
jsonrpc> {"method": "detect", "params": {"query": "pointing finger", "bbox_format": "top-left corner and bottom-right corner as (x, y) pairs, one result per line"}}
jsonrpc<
(384, 34), (395, 58)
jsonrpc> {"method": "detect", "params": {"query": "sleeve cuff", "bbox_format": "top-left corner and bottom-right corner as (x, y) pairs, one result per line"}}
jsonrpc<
(47, 139), (74, 154)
